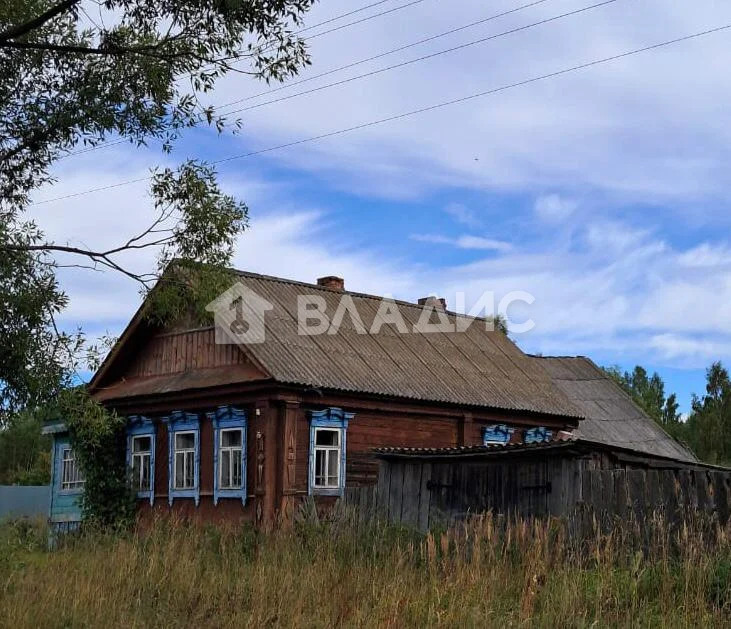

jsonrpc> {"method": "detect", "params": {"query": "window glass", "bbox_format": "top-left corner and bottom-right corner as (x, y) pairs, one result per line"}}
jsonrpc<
(314, 449), (328, 486)
(315, 429), (339, 447)
(131, 435), (152, 492)
(221, 429), (242, 448)
(326, 449), (339, 484)
(173, 431), (195, 490)
(133, 436), (151, 453)
(61, 448), (85, 490)
(219, 428), (243, 489)
(313, 428), (341, 489)
(176, 432), (195, 450)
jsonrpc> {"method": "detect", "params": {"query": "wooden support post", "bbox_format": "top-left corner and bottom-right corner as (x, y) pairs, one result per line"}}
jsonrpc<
(254, 399), (278, 528)
(278, 399), (300, 524)
(458, 411), (473, 446)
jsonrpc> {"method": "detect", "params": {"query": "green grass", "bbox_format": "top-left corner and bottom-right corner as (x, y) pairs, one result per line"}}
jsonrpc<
(1, 510), (730, 628)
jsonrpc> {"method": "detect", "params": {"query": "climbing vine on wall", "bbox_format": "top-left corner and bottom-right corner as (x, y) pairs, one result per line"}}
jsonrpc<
(59, 389), (136, 529)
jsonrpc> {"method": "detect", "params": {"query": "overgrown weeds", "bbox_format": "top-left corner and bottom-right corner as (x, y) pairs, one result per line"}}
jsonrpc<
(0, 508), (729, 627)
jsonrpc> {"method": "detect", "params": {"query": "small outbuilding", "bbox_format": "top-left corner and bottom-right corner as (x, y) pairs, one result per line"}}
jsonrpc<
(371, 438), (730, 531)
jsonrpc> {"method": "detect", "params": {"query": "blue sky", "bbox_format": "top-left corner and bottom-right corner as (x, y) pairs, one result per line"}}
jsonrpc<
(30, 0), (731, 412)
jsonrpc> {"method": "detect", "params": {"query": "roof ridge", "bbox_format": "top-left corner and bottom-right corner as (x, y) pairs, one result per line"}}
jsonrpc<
(528, 354), (591, 360)
(232, 267), (503, 325)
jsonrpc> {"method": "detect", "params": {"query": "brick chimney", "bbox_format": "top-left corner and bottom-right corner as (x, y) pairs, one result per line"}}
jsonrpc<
(418, 296), (447, 311)
(317, 275), (345, 291)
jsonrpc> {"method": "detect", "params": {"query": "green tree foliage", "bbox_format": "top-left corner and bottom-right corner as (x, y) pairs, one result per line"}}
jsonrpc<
(604, 362), (731, 465)
(59, 388), (136, 528)
(603, 365), (681, 426)
(0, 0), (315, 522)
(684, 362), (731, 465)
(0, 0), (313, 206)
(0, 410), (52, 485)
(0, 218), (77, 423)
(0, 0), (314, 421)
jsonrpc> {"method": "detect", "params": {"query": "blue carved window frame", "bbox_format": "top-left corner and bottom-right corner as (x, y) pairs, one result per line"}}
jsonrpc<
(163, 411), (200, 506)
(55, 438), (85, 496)
(482, 424), (515, 446)
(308, 407), (353, 497)
(207, 406), (247, 506)
(126, 415), (156, 505)
(524, 427), (553, 444)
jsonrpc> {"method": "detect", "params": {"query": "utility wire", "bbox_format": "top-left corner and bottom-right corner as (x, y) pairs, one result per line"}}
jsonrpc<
(216, 0), (558, 113)
(292, 0), (402, 36)
(208, 0), (430, 66)
(33, 23), (731, 206)
(220, 0), (620, 116)
(59, 0), (431, 159)
(57, 0), (573, 159)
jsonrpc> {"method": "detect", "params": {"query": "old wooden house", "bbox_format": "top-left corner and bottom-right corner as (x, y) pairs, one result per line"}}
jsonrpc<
(44, 270), (696, 531)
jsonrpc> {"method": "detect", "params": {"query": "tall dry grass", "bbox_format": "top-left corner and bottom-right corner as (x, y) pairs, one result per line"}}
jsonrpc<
(1, 506), (730, 628)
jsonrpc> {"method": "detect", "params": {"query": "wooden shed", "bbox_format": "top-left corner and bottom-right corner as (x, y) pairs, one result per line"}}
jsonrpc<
(369, 439), (731, 531)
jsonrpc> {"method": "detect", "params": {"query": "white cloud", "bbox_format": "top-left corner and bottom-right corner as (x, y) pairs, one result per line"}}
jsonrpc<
(20, 0), (731, 376)
(444, 202), (481, 227)
(232, 210), (419, 298)
(198, 0), (731, 208)
(649, 334), (731, 363)
(677, 243), (731, 268)
(411, 233), (512, 251)
(534, 194), (577, 222)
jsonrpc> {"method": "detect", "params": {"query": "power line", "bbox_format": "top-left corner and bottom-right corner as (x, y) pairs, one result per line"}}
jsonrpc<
(293, 0), (402, 36)
(57, 0), (576, 160)
(59, 0), (431, 160)
(216, 0), (558, 113)
(220, 0), (621, 117)
(207, 0), (430, 66)
(33, 23), (731, 206)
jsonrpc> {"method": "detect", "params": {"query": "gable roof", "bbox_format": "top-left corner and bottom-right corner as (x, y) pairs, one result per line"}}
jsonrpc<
(221, 271), (582, 418)
(533, 356), (696, 462)
(91, 269), (581, 419)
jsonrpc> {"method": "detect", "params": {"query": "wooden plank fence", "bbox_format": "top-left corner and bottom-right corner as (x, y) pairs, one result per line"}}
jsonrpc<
(343, 458), (731, 532)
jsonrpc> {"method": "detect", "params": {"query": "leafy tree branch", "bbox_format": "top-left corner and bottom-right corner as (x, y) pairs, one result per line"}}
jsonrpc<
(0, 0), (314, 433)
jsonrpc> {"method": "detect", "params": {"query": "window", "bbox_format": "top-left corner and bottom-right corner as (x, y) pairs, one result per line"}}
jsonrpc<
(61, 448), (85, 491)
(308, 407), (352, 496)
(209, 406), (247, 505)
(174, 431), (196, 490)
(131, 435), (152, 491)
(126, 415), (156, 504)
(219, 428), (243, 489)
(313, 428), (341, 489)
(482, 424), (514, 446)
(524, 427), (553, 444)
(164, 411), (200, 506)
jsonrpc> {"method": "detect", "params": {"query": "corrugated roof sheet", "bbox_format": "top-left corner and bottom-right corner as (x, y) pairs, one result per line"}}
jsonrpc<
(534, 356), (697, 462)
(229, 271), (582, 418)
(374, 437), (722, 468)
(375, 438), (580, 457)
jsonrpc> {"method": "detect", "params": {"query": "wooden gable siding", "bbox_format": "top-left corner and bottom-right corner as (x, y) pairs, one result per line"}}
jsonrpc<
(125, 328), (246, 378)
